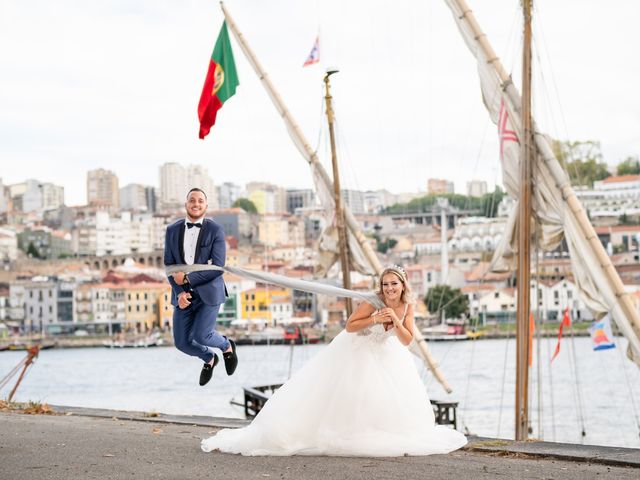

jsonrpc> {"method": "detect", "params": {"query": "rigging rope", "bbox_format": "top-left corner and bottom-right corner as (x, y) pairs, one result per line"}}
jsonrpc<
(567, 317), (587, 442)
(614, 335), (640, 439)
(459, 332), (477, 436)
(545, 331), (557, 442)
(496, 318), (511, 438)
(535, 247), (544, 439)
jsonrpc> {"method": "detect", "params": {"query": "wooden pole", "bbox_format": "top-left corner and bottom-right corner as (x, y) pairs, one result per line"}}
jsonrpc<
(324, 70), (353, 317)
(516, 0), (533, 441)
(7, 346), (39, 403)
(449, 0), (640, 359)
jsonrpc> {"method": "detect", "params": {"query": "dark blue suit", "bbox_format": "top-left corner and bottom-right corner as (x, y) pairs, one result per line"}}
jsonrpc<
(164, 218), (229, 363)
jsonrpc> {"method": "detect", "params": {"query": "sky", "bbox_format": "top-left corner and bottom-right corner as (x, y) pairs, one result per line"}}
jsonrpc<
(1, 0), (638, 206)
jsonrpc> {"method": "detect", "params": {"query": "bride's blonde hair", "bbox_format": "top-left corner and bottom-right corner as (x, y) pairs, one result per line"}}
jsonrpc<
(376, 265), (413, 304)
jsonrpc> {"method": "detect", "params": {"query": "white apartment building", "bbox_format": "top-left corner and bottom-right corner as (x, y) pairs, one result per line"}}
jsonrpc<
(467, 279), (595, 322)
(449, 216), (506, 253)
(23, 279), (58, 331)
(341, 189), (365, 215)
(73, 211), (156, 256)
(363, 189), (396, 214)
(159, 163), (187, 207)
(218, 182), (242, 209)
(41, 183), (65, 210)
(575, 175), (640, 219)
(120, 184), (148, 211)
(270, 297), (293, 325)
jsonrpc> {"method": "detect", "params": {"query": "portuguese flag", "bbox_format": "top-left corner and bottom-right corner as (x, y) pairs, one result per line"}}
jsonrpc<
(198, 21), (239, 140)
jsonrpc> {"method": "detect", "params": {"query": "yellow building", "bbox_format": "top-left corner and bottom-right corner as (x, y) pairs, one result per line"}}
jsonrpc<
(158, 288), (175, 330)
(248, 190), (268, 214)
(241, 286), (291, 324)
(124, 282), (167, 332)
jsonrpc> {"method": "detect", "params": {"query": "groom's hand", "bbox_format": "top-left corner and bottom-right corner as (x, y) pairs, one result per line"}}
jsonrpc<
(178, 292), (192, 309)
(173, 271), (187, 285)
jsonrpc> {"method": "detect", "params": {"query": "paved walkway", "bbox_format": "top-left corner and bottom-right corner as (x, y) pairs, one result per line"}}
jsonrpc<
(1, 407), (639, 480)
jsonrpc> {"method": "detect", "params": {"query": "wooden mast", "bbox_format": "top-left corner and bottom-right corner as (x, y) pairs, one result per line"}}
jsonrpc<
(323, 70), (353, 317)
(516, 0), (533, 441)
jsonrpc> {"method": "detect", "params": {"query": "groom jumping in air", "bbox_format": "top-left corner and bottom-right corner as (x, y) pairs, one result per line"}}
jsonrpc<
(164, 187), (238, 386)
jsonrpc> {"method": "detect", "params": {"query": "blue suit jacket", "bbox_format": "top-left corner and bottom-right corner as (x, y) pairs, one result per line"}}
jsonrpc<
(164, 218), (227, 307)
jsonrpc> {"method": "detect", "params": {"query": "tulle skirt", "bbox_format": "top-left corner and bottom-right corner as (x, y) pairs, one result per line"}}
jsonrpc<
(202, 328), (467, 456)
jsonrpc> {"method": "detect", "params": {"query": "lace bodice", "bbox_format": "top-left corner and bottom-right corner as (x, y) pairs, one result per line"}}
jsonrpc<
(356, 304), (409, 344)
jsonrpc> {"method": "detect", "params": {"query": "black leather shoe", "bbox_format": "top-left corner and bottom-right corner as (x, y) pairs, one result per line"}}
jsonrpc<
(199, 354), (219, 386)
(223, 338), (238, 376)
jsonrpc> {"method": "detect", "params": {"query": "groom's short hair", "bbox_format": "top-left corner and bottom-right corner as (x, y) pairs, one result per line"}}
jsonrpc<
(186, 187), (207, 200)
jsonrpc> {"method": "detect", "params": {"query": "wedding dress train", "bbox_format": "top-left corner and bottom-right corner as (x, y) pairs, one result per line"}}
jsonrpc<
(202, 324), (467, 456)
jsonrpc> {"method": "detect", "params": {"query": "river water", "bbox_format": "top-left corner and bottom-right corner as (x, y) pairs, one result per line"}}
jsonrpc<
(1, 336), (639, 448)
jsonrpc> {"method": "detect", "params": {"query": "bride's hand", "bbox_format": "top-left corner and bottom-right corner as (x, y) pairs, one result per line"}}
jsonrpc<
(380, 308), (400, 324)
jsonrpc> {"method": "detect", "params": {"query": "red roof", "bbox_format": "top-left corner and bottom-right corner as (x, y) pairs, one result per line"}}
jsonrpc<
(601, 174), (640, 184)
(595, 225), (640, 234)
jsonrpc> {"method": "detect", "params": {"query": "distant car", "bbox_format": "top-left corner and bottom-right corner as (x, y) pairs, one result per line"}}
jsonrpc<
(73, 330), (89, 337)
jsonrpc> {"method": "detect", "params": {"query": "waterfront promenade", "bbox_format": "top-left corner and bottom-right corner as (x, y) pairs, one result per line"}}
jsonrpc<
(2, 405), (639, 479)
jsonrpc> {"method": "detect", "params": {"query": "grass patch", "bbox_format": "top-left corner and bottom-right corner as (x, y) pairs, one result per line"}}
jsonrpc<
(469, 440), (512, 448)
(0, 400), (56, 415)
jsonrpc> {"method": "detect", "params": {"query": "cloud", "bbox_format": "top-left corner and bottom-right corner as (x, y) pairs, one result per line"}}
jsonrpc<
(1, 0), (638, 205)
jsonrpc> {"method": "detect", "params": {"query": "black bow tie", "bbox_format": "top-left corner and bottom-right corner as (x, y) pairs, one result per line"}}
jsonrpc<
(186, 222), (202, 229)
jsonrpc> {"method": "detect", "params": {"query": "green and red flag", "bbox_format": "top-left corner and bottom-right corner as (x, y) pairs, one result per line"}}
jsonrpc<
(198, 21), (239, 140)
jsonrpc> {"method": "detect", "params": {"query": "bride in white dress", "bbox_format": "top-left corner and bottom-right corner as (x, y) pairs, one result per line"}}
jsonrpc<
(201, 265), (467, 456)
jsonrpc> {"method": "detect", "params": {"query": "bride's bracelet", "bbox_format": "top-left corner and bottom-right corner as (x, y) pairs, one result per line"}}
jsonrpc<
(370, 310), (379, 325)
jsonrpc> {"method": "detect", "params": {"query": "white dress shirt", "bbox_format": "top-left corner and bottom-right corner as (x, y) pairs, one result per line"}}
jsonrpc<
(183, 218), (203, 265)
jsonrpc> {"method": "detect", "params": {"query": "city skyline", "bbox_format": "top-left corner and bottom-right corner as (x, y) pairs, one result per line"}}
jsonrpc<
(1, 1), (639, 205)
(3, 164), (497, 212)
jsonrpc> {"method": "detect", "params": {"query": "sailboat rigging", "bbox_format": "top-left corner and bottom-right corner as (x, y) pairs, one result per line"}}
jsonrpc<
(444, 0), (640, 439)
(216, 0), (640, 442)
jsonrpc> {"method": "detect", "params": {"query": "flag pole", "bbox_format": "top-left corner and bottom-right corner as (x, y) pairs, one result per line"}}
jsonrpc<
(323, 70), (353, 317)
(219, 1), (452, 392)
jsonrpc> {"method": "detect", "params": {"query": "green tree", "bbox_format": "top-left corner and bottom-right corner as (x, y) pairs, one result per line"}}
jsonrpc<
(616, 156), (640, 176)
(618, 213), (636, 226)
(551, 139), (610, 186)
(384, 188), (506, 218)
(232, 198), (258, 214)
(479, 187), (505, 218)
(424, 285), (469, 319)
(374, 235), (397, 254)
(27, 242), (41, 259)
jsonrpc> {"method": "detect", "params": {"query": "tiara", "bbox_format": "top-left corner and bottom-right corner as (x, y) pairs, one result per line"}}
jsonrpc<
(386, 264), (407, 278)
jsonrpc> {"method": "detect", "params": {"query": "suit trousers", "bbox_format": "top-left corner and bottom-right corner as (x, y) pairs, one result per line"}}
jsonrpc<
(172, 293), (230, 363)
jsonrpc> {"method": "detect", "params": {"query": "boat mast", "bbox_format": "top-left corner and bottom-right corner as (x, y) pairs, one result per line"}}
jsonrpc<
(323, 70), (353, 317)
(516, 0), (533, 441)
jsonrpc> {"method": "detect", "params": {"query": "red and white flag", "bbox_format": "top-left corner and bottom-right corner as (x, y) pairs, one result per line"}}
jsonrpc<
(551, 308), (571, 363)
(303, 36), (320, 67)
